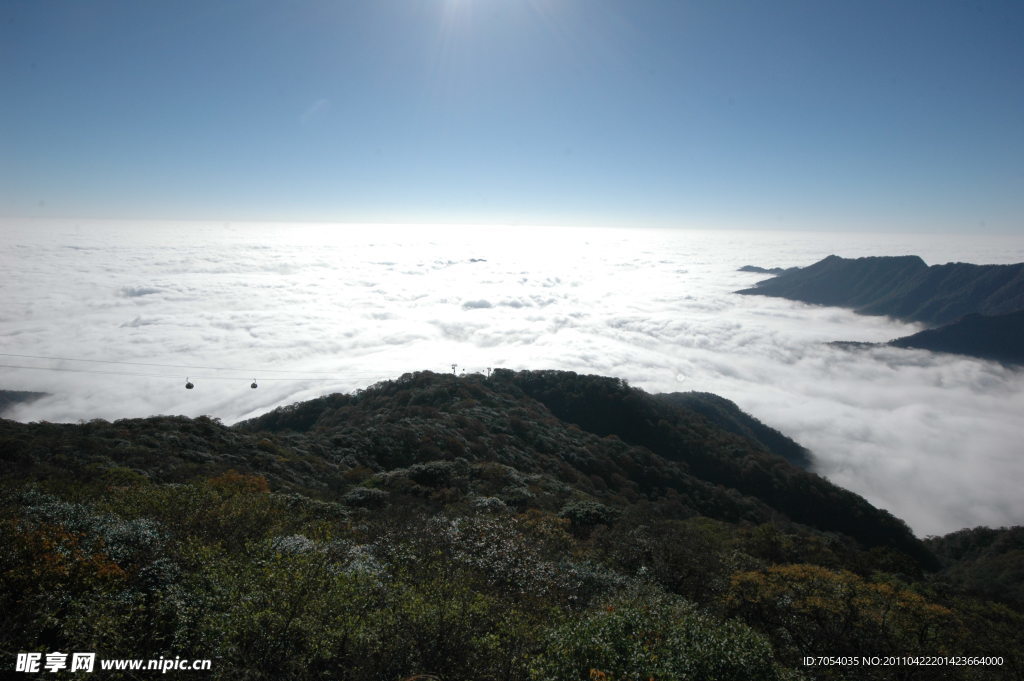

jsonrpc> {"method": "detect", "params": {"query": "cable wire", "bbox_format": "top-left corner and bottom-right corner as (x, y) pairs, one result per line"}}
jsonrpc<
(0, 363), (355, 381)
(0, 352), (362, 375)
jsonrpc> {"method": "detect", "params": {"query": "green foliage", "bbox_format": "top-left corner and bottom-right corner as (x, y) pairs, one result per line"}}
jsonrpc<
(656, 391), (812, 468)
(502, 369), (934, 568)
(592, 513), (742, 606)
(530, 588), (783, 681)
(925, 526), (1024, 608)
(560, 500), (619, 536)
(1, 370), (1022, 679)
(727, 564), (960, 675)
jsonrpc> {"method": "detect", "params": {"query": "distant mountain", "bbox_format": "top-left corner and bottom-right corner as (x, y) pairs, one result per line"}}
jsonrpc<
(736, 254), (1024, 326)
(738, 265), (795, 275)
(0, 390), (47, 417)
(889, 310), (1024, 365)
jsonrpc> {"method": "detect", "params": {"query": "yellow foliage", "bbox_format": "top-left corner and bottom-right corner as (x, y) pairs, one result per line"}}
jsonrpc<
(727, 563), (956, 655)
(208, 469), (271, 495)
(3, 520), (126, 593)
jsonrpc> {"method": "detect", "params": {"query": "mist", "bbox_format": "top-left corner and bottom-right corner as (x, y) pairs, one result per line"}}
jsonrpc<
(2, 219), (1023, 536)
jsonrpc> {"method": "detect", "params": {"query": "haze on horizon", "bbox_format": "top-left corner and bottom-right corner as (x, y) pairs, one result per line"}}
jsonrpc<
(2, 2), (1024, 539)
(2, 0), (1023, 233)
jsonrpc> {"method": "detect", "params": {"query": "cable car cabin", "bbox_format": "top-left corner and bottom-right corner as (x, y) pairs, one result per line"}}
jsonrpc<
(251, 380), (258, 389)
(185, 379), (194, 389)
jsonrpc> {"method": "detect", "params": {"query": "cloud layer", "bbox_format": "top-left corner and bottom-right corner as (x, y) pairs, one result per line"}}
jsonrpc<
(3, 219), (1024, 536)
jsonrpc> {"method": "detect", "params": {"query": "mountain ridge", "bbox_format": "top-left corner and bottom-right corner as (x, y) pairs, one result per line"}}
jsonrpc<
(737, 254), (1024, 327)
(4, 369), (925, 561)
(889, 309), (1024, 365)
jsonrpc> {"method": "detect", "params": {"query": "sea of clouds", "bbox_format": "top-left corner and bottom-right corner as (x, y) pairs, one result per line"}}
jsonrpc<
(2, 219), (1024, 537)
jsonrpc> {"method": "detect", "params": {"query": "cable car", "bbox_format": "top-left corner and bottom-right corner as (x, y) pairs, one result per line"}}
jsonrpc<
(250, 379), (258, 389)
(185, 378), (194, 390)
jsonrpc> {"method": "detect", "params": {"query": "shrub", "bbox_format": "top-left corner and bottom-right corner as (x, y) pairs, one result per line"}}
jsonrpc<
(531, 588), (782, 681)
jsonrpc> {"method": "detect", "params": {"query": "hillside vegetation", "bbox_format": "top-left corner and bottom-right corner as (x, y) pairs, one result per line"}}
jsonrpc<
(2, 370), (1021, 680)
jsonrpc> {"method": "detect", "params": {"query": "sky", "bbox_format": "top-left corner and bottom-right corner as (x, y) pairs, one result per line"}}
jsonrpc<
(3, 221), (1024, 536)
(2, 0), (1023, 232)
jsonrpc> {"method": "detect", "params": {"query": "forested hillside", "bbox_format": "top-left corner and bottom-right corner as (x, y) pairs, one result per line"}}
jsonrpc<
(2, 370), (1021, 680)
(655, 391), (812, 468)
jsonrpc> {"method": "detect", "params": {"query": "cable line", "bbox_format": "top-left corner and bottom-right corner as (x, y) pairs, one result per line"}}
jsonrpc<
(0, 363), (379, 382)
(0, 352), (371, 375)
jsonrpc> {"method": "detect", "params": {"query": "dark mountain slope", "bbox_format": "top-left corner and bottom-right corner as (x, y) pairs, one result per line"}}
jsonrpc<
(238, 371), (778, 525)
(737, 255), (1024, 326)
(655, 391), (812, 468)
(494, 370), (931, 566)
(737, 254), (928, 312)
(925, 526), (1024, 609)
(0, 376), (776, 529)
(861, 262), (1024, 324)
(240, 371), (822, 530)
(889, 309), (1024, 365)
(0, 390), (47, 417)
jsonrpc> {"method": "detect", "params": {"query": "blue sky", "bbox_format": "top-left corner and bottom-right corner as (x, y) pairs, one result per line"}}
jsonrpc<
(2, 0), (1022, 232)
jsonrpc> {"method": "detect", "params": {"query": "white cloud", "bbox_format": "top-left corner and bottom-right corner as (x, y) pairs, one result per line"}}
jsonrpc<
(2, 220), (1024, 536)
